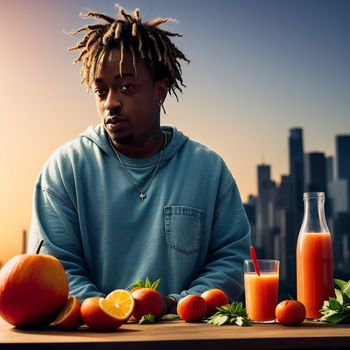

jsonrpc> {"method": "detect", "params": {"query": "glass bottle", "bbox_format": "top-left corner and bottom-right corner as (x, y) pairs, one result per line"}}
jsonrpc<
(296, 192), (334, 319)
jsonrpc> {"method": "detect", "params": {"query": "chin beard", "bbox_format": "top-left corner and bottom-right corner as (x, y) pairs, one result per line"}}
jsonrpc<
(103, 120), (134, 145)
(114, 134), (134, 145)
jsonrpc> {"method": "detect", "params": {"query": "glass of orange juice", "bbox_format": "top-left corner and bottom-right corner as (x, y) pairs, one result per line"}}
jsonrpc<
(244, 259), (279, 323)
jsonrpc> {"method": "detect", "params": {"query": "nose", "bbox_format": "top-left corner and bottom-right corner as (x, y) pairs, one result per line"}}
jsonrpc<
(104, 90), (122, 113)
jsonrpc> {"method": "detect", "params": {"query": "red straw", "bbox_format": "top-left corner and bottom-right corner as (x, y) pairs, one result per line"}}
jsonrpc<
(250, 245), (261, 276)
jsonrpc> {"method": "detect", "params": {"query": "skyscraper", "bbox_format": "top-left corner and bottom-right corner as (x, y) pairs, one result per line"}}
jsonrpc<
(326, 156), (334, 184)
(336, 135), (350, 208)
(328, 179), (348, 269)
(289, 128), (304, 229)
(278, 174), (294, 281)
(304, 152), (326, 193)
(326, 156), (334, 218)
(256, 164), (272, 257)
(287, 128), (304, 293)
(335, 135), (350, 270)
(305, 151), (332, 218)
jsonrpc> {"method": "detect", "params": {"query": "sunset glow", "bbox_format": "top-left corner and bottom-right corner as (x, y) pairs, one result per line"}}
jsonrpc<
(1, 0), (349, 263)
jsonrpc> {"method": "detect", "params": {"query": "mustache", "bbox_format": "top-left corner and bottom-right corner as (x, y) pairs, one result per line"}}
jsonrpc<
(106, 108), (121, 117)
(104, 111), (128, 125)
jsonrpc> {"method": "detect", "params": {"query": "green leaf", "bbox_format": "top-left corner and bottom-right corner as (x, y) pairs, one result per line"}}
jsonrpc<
(235, 316), (244, 326)
(229, 317), (236, 325)
(343, 294), (350, 305)
(328, 298), (342, 311)
(321, 312), (350, 324)
(206, 317), (216, 325)
(235, 303), (243, 313)
(161, 314), (180, 321)
(217, 315), (230, 326)
(130, 277), (161, 290)
(236, 316), (251, 326)
(151, 279), (160, 290)
(145, 277), (151, 288)
(139, 314), (156, 324)
(209, 315), (228, 326)
(322, 300), (329, 309)
(129, 279), (144, 290)
(320, 308), (337, 316)
(342, 281), (350, 299)
(335, 288), (344, 305)
(216, 305), (228, 313)
(319, 282), (350, 325)
(334, 279), (347, 289)
(204, 302), (250, 327)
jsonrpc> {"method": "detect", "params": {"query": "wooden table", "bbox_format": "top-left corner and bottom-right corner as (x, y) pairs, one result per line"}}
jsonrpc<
(1, 317), (349, 350)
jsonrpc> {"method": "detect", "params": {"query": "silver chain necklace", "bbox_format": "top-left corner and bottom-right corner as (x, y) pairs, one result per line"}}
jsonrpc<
(108, 131), (167, 201)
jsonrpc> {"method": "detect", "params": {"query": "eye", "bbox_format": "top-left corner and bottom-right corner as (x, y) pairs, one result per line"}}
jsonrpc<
(120, 84), (135, 93)
(94, 88), (107, 98)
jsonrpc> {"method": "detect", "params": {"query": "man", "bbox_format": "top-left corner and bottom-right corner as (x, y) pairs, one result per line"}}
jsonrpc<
(28, 4), (250, 313)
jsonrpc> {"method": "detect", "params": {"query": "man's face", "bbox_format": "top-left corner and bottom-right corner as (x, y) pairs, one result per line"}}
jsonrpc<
(93, 48), (167, 151)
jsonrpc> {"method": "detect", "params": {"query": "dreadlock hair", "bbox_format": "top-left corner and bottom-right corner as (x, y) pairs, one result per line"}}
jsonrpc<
(69, 3), (190, 101)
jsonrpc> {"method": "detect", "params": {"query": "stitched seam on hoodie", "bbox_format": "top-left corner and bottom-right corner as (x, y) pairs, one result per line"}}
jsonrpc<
(35, 184), (75, 210)
(217, 182), (236, 207)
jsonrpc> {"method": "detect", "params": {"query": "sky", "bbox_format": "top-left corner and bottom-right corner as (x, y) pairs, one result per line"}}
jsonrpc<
(0, 0), (349, 263)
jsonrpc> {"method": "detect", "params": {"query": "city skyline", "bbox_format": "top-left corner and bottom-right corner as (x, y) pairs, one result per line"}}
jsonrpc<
(1, 0), (350, 262)
(245, 128), (350, 298)
(248, 130), (350, 199)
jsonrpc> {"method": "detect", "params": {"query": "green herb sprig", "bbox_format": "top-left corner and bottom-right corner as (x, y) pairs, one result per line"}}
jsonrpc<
(320, 279), (350, 324)
(129, 277), (160, 290)
(161, 314), (180, 321)
(205, 302), (251, 326)
(139, 313), (157, 324)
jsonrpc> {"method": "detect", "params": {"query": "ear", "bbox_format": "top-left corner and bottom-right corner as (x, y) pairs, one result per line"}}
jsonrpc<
(155, 78), (169, 102)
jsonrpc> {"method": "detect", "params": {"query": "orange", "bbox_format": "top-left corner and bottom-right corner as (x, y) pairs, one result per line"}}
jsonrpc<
(53, 295), (82, 330)
(177, 294), (207, 322)
(0, 254), (69, 327)
(201, 288), (229, 317)
(106, 289), (135, 321)
(80, 297), (125, 331)
(131, 288), (164, 321)
(275, 299), (306, 326)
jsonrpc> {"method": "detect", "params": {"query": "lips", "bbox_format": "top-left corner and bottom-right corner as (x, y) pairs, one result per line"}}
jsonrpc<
(105, 115), (128, 124)
(105, 115), (129, 133)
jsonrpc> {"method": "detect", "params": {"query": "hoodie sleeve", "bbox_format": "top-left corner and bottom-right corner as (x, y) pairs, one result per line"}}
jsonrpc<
(28, 171), (105, 303)
(170, 180), (251, 305)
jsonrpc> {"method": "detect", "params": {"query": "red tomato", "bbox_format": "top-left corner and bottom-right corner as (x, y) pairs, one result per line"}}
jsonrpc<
(275, 300), (306, 326)
(201, 289), (229, 317)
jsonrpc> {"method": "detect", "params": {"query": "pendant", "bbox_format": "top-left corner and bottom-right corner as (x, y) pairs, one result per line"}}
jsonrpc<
(139, 192), (146, 200)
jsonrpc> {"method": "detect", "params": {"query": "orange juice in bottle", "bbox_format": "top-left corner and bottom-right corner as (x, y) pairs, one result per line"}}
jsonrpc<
(296, 192), (334, 319)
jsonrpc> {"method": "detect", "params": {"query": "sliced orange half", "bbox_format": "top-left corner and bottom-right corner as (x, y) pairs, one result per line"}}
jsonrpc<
(106, 289), (135, 321)
(81, 297), (123, 331)
(53, 295), (82, 330)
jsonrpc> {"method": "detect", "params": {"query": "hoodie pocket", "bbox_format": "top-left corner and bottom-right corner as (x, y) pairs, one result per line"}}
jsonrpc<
(164, 206), (205, 255)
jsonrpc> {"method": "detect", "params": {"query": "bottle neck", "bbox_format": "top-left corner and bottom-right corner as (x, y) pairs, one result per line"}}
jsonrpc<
(300, 195), (329, 233)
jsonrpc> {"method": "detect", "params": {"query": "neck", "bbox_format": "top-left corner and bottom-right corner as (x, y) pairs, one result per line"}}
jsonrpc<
(110, 129), (165, 159)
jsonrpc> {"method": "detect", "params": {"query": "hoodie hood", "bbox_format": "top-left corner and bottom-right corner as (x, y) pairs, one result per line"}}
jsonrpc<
(80, 123), (189, 168)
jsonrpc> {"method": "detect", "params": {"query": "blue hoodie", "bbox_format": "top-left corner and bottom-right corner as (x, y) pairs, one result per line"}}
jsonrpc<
(28, 124), (250, 304)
